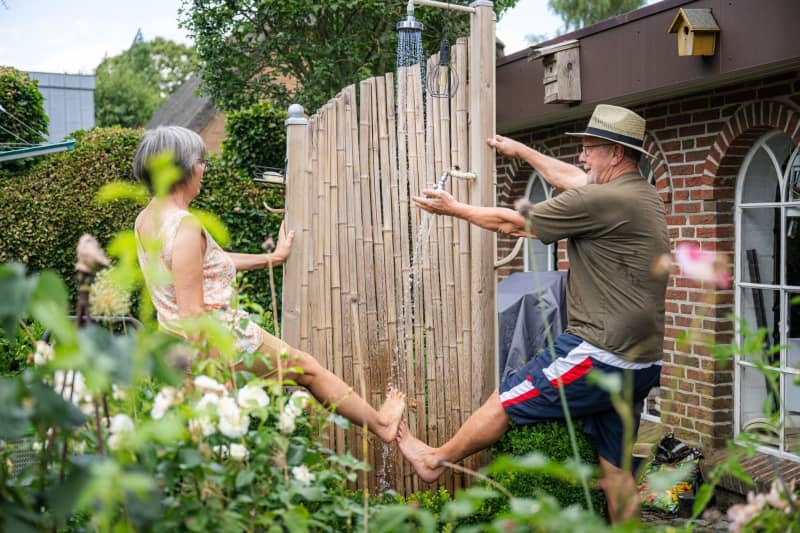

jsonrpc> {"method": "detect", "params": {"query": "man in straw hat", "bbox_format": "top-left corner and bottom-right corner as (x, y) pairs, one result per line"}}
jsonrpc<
(402, 105), (669, 523)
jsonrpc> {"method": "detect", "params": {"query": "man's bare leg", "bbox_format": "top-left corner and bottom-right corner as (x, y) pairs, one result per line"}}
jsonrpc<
(397, 391), (509, 482)
(598, 457), (640, 524)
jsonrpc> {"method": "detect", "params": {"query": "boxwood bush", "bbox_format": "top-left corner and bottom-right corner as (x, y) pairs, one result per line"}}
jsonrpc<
(486, 420), (607, 514)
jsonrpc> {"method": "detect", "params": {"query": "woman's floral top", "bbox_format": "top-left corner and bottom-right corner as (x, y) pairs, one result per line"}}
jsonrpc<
(136, 209), (261, 354)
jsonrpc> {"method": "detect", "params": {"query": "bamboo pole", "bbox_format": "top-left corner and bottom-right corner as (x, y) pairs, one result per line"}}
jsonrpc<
(469, 3), (497, 473)
(282, 104), (309, 349)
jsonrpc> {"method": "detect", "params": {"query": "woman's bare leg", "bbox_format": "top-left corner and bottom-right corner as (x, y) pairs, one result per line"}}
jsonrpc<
(397, 391), (509, 482)
(238, 336), (405, 443)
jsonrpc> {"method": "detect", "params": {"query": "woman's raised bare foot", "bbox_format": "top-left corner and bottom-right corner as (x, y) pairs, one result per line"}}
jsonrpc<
(374, 388), (406, 443)
(396, 420), (444, 483)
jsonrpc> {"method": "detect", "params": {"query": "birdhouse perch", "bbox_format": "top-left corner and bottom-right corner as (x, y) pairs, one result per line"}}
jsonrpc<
(668, 8), (720, 57)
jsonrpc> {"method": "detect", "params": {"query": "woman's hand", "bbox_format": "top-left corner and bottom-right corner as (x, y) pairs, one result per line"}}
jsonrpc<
(269, 221), (295, 266)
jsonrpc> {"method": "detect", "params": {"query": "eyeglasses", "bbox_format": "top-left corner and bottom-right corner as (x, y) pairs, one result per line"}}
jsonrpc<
(197, 157), (209, 167)
(581, 142), (615, 155)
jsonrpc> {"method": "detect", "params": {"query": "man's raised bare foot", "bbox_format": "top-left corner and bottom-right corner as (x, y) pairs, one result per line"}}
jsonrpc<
(374, 388), (406, 443)
(396, 420), (444, 483)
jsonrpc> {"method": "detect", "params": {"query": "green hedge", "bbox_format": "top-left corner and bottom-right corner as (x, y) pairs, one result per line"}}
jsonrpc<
(221, 101), (287, 179)
(0, 127), (141, 290)
(486, 420), (607, 514)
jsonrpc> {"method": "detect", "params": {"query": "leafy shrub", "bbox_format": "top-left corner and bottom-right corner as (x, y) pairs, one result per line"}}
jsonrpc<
(0, 321), (44, 377)
(486, 421), (607, 514)
(0, 66), (48, 175)
(0, 127), (141, 295)
(221, 102), (287, 179)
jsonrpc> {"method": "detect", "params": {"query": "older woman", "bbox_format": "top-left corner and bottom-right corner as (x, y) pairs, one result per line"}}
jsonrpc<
(133, 126), (404, 443)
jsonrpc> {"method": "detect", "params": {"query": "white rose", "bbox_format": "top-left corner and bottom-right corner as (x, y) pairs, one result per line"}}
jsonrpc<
(33, 340), (54, 366)
(289, 390), (311, 410)
(194, 375), (226, 395)
(229, 443), (249, 461)
(237, 385), (269, 410)
(151, 387), (177, 420)
(212, 444), (228, 458)
(109, 414), (134, 435)
(55, 370), (87, 404)
(291, 465), (314, 485)
(189, 416), (216, 437)
(217, 397), (249, 438)
(108, 433), (122, 451)
(218, 413), (249, 439)
(196, 393), (220, 411)
(278, 410), (296, 434)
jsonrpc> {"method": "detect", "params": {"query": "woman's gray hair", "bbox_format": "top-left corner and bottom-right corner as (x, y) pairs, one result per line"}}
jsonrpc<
(133, 126), (206, 193)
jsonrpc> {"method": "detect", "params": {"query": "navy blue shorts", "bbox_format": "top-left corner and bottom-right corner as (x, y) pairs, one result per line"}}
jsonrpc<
(499, 333), (661, 468)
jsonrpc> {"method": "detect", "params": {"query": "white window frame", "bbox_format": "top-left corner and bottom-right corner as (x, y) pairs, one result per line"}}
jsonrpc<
(734, 130), (800, 460)
(523, 172), (556, 272)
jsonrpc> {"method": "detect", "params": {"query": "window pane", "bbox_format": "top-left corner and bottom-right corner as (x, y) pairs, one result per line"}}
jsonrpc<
(789, 215), (800, 286)
(738, 287), (780, 364)
(740, 365), (779, 448)
(765, 132), (795, 170)
(740, 208), (779, 284)
(788, 152), (800, 202)
(741, 147), (780, 204)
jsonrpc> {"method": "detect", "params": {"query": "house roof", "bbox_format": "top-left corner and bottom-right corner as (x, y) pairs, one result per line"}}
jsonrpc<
(496, 0), (800, 133)
(667, 8), (720, 33)
(146, 75), (217, 132)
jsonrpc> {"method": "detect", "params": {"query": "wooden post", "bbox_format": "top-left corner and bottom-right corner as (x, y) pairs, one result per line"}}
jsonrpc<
(469, 1), (497, 404)
(283, 104), (309, 348)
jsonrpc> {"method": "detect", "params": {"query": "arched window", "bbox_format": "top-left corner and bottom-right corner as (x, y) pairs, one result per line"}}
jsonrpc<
(524, 172), (556, 272)
(735, 130), (800, 457)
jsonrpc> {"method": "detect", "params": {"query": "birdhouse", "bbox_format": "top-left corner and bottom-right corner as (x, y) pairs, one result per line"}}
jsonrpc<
(667, 8), (720, 57)
(530, 39), (581, 104)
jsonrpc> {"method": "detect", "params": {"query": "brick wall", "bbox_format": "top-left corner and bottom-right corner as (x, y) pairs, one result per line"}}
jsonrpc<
(496, 70), (800, 452)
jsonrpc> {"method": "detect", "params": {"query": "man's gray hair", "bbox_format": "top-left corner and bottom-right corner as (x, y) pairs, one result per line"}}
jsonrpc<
(133, 126), (206, 193)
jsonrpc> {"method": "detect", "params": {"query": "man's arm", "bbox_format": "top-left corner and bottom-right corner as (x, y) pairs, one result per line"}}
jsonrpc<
(412, 189), (533, 238)
(486, 135), (588, 190)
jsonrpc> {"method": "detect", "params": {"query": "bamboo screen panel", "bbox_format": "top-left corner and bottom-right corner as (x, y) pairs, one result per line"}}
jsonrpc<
(284, 36), (495, 494)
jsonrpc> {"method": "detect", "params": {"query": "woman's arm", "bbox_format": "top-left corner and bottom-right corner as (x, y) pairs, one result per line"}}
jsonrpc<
(227, 222), (295, 271)
(412, 189), (534, 238)
(172, 217), (207, 319)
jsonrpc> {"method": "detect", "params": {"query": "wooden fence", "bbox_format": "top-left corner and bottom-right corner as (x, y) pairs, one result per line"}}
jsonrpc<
(281, 3), (496, 494)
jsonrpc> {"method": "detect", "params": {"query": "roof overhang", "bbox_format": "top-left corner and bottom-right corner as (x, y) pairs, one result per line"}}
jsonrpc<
(497, 0), (800, 133)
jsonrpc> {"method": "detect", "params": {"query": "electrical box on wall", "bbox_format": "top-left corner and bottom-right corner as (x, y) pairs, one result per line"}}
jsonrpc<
(530, 39), (581, 104)
(668, 8), (720, 57)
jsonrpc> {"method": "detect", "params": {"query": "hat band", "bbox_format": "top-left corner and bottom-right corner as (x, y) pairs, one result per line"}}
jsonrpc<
(584, 127), (644, 148)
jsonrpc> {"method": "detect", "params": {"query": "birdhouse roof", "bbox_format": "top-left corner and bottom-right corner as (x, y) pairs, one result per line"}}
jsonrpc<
(668, 8), (720, 33)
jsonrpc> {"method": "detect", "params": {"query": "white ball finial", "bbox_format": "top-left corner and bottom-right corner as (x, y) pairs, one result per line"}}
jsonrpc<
(285, 104), (308, 125)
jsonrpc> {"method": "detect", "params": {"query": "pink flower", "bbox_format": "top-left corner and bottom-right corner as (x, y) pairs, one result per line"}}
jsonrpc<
(674, 243), (731, 288)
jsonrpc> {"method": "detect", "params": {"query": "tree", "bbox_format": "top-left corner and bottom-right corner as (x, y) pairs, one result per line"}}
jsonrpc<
(95, 36), (199, 128)
(548, 0), (645, 32)
(0, 66), (48, 173)
(180, 0), (520, 113)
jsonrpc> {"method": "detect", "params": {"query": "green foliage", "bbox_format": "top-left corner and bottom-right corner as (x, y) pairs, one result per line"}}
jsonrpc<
(0, 321), (44, 377)
(0, 66), (48, 174)
(548, 0), (646, 32)
(221, 102), (287, 178)
(485, 421), (606, 515)
(180, 0), (521, 112)
(95, 37), (199, 127)
(0, 128), (142, 299)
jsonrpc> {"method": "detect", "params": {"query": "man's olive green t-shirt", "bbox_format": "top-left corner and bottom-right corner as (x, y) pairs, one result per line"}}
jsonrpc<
(528, 172), (670, 363)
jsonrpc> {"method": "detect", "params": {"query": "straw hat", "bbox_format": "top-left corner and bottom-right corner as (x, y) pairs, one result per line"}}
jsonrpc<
(566, 104), (654, 158)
